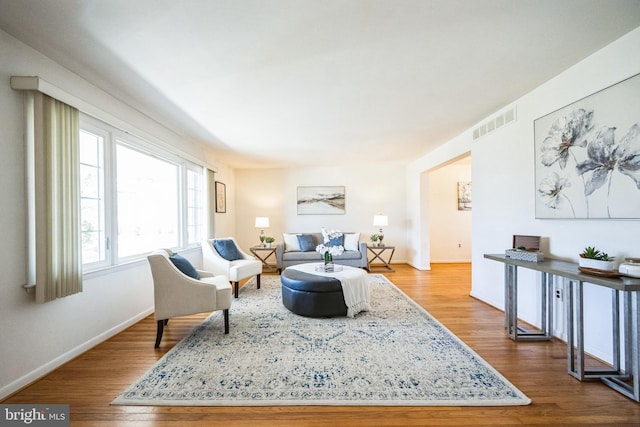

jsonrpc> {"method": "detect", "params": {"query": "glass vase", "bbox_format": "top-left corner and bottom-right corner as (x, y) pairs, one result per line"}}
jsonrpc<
(324, 252), (332, 265)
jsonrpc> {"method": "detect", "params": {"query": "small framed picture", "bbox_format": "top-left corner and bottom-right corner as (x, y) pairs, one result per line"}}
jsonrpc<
(457, 181), (472, 211)
(215, 181), (226, 213)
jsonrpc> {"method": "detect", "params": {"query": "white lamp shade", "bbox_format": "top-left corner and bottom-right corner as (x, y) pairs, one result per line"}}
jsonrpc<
(255, 217), (270, 228)
(373, 215), (388, 227)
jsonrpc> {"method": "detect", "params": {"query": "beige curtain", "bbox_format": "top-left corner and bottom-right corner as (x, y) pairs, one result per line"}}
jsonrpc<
(28, 92), (82, 303)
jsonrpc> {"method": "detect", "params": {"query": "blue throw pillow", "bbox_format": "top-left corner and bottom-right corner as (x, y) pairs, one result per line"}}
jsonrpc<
(329, 234), (344, 247)
(297, 234), (316, 252)
(169, 253), (200, 280)
(213, 239), (243, 261)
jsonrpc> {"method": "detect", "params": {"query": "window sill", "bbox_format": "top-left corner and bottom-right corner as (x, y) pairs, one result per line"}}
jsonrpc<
(83, 246), (200, 280)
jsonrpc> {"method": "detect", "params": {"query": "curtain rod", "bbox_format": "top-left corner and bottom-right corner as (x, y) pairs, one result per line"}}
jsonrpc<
(10, 76), (218, 172)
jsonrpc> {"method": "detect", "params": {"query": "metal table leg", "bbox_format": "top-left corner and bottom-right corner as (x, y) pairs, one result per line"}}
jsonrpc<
(600, 291), (640, 402)
(567, 281), (637, 401)
(504, 264), (553, 341)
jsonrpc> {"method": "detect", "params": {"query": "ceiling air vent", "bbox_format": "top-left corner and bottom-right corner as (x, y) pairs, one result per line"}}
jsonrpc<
(473, 106), (517, 141)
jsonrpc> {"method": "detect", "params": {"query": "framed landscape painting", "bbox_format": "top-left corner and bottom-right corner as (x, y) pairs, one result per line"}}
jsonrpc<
(534, 73), (640, 219)
(297, 186), (345, 215)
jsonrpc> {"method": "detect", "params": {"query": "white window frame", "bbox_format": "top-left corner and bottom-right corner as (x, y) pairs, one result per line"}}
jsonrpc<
(184, 164), (205, 247)
(79, 114), (205, 273)
(79, 120), (112, 271)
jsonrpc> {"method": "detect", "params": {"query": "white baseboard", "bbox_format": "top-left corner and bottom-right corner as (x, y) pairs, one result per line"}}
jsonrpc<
(0, 308), (153, 400)
(469, 290), (502, 311)
(406, 261), (430, 271)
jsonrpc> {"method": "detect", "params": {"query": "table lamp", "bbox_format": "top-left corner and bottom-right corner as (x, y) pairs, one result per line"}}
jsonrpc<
(373, 214), (388, 246)
(255, 217), (270, 247)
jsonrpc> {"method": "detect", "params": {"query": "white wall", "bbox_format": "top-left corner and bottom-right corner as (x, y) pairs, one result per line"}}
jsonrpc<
(408, 26), (640, 364)
(428, 158), (472, 262)
(234, 165), (408, 261)
(0, 29), (229, 398)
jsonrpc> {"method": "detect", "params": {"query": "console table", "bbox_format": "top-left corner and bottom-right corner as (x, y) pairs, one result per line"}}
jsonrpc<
(485, 254), (640, 402)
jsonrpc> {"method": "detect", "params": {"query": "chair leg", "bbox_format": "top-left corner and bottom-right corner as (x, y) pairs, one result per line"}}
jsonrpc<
(155, 320), (165, 348)
(257, 274), (261, 289)
(223, 309), (229, 334)
(234, 281), (239, 298)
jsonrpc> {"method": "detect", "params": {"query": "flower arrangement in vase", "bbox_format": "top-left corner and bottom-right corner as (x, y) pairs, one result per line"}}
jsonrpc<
(316, 228), (344, 267)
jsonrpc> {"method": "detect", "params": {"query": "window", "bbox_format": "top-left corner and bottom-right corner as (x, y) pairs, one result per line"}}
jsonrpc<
(79, 115), (205, 271)
(80, 127), (107, 269)
(116, 143), (179, 259)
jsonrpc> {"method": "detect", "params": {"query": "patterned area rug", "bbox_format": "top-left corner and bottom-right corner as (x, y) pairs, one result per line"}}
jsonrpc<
(113, 274), (530, 406)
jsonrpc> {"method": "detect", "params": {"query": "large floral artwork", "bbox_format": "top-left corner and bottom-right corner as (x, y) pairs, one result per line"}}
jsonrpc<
(534, 73), (640, 219)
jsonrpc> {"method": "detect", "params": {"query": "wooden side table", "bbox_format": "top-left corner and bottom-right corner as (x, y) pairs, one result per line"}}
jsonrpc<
(250, 246), (277, 272)
(366, 245), (395, 272)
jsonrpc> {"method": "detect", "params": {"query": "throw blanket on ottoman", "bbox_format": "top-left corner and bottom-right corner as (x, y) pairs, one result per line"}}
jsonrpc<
(287, 263), (371, 317)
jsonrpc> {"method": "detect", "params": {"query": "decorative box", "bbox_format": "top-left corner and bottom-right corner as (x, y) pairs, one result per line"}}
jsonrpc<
(505, 235), (544, 262)
(505, 249), (544, 262)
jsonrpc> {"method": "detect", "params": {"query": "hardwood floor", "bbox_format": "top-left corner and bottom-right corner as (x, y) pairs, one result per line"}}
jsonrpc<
(3, 263), (640, 426)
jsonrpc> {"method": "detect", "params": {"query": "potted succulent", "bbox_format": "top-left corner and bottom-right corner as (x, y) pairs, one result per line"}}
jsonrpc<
(370, 233), (379, 246)
(264, 236), (275, 248)
(579, 246), (615, 271)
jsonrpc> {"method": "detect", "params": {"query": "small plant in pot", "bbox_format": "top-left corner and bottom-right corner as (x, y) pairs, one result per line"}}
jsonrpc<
(264, 236), (275, 248)
(579, 246), (615, 271)
(370, 233), (379, 245)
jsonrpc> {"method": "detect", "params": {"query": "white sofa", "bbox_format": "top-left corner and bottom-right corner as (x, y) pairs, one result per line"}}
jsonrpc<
(275, 232), (367, 272)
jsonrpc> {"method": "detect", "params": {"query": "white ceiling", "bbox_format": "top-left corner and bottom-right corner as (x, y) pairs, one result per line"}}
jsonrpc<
(1, 0), (640, 168)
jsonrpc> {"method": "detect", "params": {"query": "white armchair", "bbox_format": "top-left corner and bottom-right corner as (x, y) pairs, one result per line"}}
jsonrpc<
(147, 249), (232, 348)
(202, 238), (262, 298)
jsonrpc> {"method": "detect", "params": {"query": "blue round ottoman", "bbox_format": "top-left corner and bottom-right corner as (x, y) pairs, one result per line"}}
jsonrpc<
(280, 268), (347, 317)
